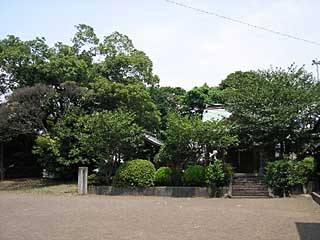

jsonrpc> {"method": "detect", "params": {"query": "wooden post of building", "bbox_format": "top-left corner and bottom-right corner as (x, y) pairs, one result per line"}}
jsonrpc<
(78, 167), (88, 195)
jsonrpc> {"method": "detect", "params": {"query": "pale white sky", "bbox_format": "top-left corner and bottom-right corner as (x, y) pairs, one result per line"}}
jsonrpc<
(1, 0), (320, 89)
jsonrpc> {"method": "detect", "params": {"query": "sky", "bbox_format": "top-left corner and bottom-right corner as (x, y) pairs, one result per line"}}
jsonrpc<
(1, 0), (320, 90)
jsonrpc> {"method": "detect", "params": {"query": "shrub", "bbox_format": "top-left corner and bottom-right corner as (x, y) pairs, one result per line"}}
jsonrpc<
(265, 160), (296, 197)
(112, 160), (156, 188)
(154, 167), (172, 186)
(205, 160), (225, 187)
(182, 165), (205, 186)
(222, 162), (234, 183)
(295, 156), (315, 184)
(87, 174), (107, 186)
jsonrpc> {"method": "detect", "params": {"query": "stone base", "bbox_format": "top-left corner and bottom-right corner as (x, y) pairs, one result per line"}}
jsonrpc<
(89, 186), (229, 198)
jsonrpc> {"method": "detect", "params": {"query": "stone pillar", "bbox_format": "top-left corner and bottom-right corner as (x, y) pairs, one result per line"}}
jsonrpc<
(78, 167), (88, 195)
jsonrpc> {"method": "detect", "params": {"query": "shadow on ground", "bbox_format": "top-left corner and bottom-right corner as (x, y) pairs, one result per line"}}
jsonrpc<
(295, 222), (320, 240)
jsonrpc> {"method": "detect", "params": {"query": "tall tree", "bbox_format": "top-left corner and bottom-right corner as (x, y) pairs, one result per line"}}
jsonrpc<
(158, 113), (238, 169)
(33, 110), (143, 182)
(0, 84), (53, 180)
(84, 78), (160, 131)
(181, 84), (223, 115)
(149, 86), (186, 129)
(97, 32), (159, 86)
(223, 65), (320, 158)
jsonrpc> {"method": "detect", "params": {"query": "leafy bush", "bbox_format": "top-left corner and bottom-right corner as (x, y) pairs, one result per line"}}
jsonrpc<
(265, 157), (316, 197)
(154, 167), (172, 186)
(87, 174), (107, 186)
(222, 162), (234, 183)
(182, 165), (205, 186)
(205, 160), (225, 187)
(295, 156), (315, 184)
(112, 160), (156, 188)
(265, 160), (296, 197)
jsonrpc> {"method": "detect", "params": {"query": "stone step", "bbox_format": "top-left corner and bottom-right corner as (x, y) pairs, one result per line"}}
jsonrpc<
(232, 186), (268, 191)
(233, 182), (265, 185)
(232, 175), (269, 197)
(232, 189), (269, 195)
(232, 191), (269, 196)
(233, 178), (264, 183)
(232, 195), (270, 199)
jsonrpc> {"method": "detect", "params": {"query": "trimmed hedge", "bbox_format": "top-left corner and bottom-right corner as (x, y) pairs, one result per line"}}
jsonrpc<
(112, 159), (156, 188)
(182, 165), (206, 186)
(154, 167), (172, 186)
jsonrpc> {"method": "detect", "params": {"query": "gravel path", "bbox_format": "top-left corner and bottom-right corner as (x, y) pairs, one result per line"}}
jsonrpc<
(0, 193), (319, 240)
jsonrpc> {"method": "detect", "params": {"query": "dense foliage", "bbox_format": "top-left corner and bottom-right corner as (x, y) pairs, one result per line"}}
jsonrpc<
(182, 165), (206, 187)
(265, 160), (296, 197)
(181, 84), (223, 115)
(265, 157), (316, 197)
(112, 160), (156, 188)
(154, 167), (173, 186)
(157, 113), (238, 170)
(205, 160), (226, 187)
(222, 66), (320, 158)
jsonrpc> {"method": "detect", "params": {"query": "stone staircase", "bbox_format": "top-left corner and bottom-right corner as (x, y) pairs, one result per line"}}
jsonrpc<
(232, 174), (270, 198)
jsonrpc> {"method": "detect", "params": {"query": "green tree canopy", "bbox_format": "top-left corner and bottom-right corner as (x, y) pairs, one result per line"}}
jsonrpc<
(223, 65), (320, 157)
(83, 78), (160, 131)
(33, 109), (144, 181)
(0, 25), (159, 95)
(158, 113), (238, 169)
(149, 86), (186, 129)
(181, 84), (223, 115)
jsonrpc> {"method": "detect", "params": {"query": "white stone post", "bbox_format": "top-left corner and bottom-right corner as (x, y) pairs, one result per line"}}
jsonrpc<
(78, 167), (88, 195)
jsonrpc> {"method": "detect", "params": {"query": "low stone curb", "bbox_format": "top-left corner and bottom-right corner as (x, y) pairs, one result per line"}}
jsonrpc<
(89, 186), (229, 198)
(311, 192), (320, 206)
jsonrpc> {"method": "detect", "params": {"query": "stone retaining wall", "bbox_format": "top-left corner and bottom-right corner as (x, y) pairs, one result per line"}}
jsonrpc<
(89, 186), (229, 198)
(291, 181), (319, 195)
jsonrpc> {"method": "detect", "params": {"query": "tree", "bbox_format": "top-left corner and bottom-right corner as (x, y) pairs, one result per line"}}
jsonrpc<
(149, 86), (186, 129)
(181, 84), (223, 115)
(0, 24), (161, 180)
(219, 71), (259, 90)
(34, 109), (144, 182)
(0, 84), (53, 139)
(0, 25), (158, 94)
(72, 24), (99, 57)
(97, 31), (159, 86)
(84, 78), (160, 131)
(158, 113), (238, 169)
(0, 84), (53, 180)
(223, 65), (320, 158)
(0, 35), (52, 93)
(194, 120), (238, 163)
(158, 113), (198, 170)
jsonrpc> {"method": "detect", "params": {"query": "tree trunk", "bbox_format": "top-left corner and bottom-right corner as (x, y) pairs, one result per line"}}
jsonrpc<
(0, 142), (4, 181)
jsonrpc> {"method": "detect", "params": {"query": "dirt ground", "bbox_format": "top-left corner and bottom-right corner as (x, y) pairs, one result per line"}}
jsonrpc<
(0, 192), (319, 240)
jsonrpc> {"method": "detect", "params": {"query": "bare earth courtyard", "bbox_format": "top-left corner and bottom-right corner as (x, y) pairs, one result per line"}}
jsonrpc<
(0, 192), (319, 240)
